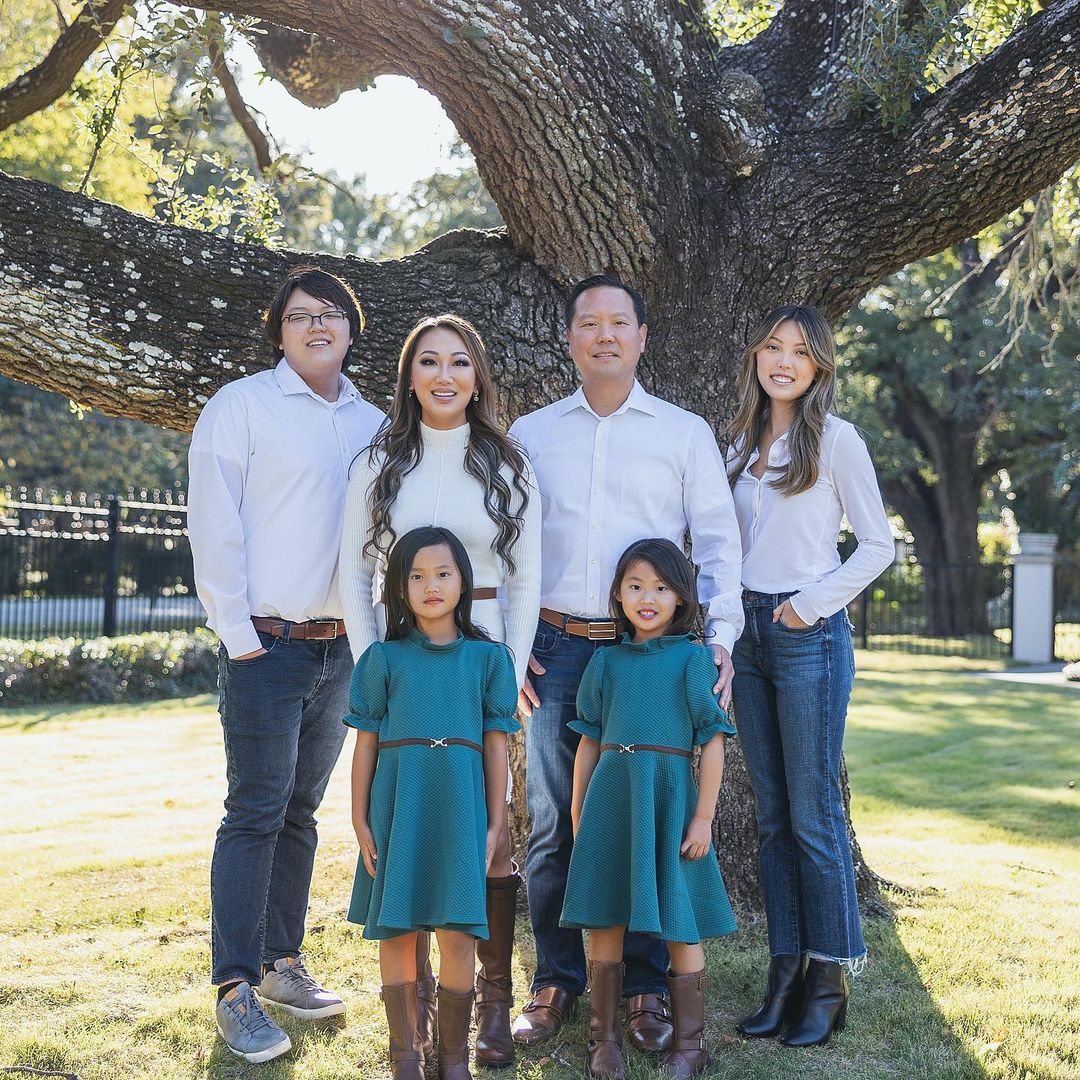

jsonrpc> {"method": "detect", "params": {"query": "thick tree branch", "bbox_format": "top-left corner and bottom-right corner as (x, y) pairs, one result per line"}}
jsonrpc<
(0, 0), (125, 132)
(0, 170), (566, 432)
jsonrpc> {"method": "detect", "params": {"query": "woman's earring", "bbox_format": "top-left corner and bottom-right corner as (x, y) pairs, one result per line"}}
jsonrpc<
(473, 391), (480, 401)
(408, 386), (415, 396)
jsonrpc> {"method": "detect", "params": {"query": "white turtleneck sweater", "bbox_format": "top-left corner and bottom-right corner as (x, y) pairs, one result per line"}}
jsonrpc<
(339, 422), (541, 689)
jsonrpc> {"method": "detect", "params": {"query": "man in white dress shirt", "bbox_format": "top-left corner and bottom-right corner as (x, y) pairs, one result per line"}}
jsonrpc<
(188, 266), (385, 1064)
(508, 275), (744, 1053)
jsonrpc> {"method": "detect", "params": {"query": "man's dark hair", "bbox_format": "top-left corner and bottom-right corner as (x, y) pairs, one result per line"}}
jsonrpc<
(264, 265), (365, 368)
(564, 274), (647, 329)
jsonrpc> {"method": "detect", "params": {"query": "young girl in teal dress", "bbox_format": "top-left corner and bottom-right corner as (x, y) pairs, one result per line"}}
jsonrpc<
(346, 525), (520, 1080)
(561, 538), (736, 1080)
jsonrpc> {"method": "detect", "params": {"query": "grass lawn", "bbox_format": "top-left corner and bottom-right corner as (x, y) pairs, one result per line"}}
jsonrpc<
(0, 653), (1076, 1079)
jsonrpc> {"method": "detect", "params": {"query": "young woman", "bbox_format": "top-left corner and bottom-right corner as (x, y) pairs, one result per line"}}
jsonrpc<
(347, 526), (519, 1080)
(339, 314), (540, 1067)
(726, 305), (893, 1047)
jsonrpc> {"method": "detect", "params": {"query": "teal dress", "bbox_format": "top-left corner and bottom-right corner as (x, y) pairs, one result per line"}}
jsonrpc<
(344, 631), (520, 940)
(560, 634), (737, 944)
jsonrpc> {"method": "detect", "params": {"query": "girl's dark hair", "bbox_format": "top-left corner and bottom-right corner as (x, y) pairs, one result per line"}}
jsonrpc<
(263, 265), (365, 370)
(383, 526), (495, 643)
(363, 314), (531, 573)
(608, 538), (702, 638)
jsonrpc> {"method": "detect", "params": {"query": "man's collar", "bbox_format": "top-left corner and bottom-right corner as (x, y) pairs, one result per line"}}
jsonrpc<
(273, 357), (357, 402)
(556, 379), (657, 419)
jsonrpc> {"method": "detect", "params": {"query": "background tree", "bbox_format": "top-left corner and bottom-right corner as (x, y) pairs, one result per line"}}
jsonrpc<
(2, 0), (1080, 909)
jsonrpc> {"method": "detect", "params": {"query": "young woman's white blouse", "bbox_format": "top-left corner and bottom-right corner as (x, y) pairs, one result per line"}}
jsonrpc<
(729, 415), (893, 624)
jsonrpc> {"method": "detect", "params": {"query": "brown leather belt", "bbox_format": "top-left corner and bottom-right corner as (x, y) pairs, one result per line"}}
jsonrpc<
(600, 743), (693, 759)
(378, 738), (483, 753)
(380, 586), (498, 604)
(539, 607), (618, 641)
(251, 617), (346, 640)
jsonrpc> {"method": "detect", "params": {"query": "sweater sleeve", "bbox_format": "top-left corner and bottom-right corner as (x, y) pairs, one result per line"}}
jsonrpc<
(343, 642), (388, 732)
(502, 457), (543, 690)
(339, 452), (383, 663)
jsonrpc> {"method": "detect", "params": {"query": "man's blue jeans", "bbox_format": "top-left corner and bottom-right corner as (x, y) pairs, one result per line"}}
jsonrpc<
(524, 620), (669, 996)
(210, 630), (352, 986)
(731, 592), (865, 966)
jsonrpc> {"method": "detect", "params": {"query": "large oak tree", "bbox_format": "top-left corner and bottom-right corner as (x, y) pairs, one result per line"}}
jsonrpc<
(1, 0), (1079, 908)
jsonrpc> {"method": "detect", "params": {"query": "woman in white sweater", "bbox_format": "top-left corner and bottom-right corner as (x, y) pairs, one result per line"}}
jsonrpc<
(339, 313), (540, 1069)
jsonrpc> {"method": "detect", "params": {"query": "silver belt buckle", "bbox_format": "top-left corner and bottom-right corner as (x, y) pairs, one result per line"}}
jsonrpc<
(429, 738), (448, 748)
(619, 744), (635, 754)
(587, 622), (617, 641)
(312, 618), (340, 639)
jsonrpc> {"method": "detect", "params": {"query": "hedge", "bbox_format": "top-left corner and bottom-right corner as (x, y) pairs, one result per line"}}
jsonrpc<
(0, 629), (218, 707)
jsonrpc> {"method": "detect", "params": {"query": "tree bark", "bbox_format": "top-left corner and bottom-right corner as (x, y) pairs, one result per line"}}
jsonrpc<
(4, 2), (1080, 917)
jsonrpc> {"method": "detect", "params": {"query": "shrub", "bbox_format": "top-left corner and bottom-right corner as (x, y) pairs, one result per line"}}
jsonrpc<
(0, 629), (218, 706)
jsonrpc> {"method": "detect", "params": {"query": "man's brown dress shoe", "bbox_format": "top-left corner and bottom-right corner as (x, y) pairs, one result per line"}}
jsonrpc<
(510, 986), (577, 1045)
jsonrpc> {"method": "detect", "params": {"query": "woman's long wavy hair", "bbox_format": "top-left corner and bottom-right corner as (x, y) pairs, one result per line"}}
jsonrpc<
(362, 315), (531, 573)
(383, 526), (494, 643)
(725, 305), (837, 496)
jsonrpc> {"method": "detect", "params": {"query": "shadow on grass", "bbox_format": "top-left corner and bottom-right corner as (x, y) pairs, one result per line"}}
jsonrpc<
(848, 670), (1078, 849)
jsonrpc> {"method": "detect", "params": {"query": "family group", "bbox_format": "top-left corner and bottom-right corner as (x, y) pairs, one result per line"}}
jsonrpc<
(187, 266), (894, 1075)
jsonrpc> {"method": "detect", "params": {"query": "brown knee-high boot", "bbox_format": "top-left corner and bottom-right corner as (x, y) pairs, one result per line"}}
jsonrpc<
(436, 984), (475, 1080)
(475, 866), (520, 1067)
(660, 970), (710, 1079)
(381, 981), (425, 1080)
(415, 930), (437, 1061)
(587, 960), (626, 1080)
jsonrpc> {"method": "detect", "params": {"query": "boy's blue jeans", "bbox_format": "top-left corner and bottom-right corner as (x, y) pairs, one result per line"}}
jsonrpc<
(523, 620), (669, 997)
(732, 591), (866, 966)
(210, 630), (353, 986)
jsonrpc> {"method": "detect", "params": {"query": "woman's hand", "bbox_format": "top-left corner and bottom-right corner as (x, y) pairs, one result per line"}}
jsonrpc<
(773, 599), (812, 630)
(355, 819), (378, 879)
(680, 814), (713, 861)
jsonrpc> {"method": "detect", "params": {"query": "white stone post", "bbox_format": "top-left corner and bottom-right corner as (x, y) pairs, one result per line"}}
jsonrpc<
(1011, 532), (1057, 663)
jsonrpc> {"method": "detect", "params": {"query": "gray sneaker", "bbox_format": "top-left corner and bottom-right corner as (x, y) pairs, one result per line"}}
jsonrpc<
(216, 982), (292, 1063)
(257, 955), (347, 1019)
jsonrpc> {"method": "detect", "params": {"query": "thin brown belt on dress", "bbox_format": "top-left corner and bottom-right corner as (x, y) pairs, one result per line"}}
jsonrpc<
(378, 737), (484, 753)
(380, 586), (498, 605)
(600, 743), (693, 759)
(539, 607), (618, 640)
(251, 617), (346, 640)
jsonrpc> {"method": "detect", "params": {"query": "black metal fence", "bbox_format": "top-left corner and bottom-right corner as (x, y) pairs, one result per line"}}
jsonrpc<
(849, 557), (1013, 659)
(1053, 555), (1080, 662)
(0, 487), (204, 640)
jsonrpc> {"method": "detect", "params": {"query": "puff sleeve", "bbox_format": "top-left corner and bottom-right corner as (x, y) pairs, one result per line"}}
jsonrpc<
(344, 642), (388, 732)
(483, 643), (522, 734)
(686, 646), (736, 745)
(569, 649), (606, 741)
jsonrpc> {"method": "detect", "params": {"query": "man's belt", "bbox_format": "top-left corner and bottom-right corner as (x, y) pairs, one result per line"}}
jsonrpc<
(539, 607), (618, 640)
(378, 738), (484, 753)
(251, 617), (346, 640)
(600, 743), (693, 759)
(379, 586), (498, 605)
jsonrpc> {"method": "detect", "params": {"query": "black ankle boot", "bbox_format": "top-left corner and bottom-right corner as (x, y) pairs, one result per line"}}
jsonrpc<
(736, 955), (804, 1039)
(778, 959), (847, 1047)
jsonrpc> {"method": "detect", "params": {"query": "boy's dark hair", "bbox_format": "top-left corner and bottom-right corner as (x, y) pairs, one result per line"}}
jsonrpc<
(383, 525), (494, 643)
(608, 537), (702, 638)
(564, 274), (647, 329)
(263, 265), (365, 368)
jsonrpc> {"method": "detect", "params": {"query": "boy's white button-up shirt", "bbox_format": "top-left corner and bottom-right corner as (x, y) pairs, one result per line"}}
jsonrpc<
(187, 358), (386, 658)
(509, 380), (744, 653)
(730, 414), (893, 623)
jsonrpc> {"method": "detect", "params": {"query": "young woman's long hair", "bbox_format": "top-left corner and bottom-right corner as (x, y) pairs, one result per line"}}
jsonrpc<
(608, 538), (702, 639)
(362, 315), (531, 573)
(383, 526), (494, 643)
(725, 305), (837, 496)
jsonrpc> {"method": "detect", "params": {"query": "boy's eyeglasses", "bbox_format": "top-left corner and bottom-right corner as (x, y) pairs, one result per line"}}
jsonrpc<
(282, 311), (348, 329)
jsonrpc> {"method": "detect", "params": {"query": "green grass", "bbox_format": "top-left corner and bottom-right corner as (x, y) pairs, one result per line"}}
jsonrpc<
(0, 653), (1076, 1079)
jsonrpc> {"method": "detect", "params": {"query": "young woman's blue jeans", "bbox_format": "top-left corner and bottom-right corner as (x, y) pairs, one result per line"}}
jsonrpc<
(210, 630), (353, 986)
(523, 620), (669, 996)
(732, 592), (866, 966)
